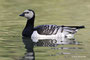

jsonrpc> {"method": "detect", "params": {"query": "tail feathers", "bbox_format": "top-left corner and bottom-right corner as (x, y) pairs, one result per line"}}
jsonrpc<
(62, 25), (85, 29)
(75, 26), (85, 29)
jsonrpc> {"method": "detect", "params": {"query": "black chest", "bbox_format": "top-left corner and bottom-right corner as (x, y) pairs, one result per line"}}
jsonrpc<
(22, 27), (33, 37)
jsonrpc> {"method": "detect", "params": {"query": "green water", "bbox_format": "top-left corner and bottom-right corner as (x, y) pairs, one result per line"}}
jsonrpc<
(0, 0), (90, 60)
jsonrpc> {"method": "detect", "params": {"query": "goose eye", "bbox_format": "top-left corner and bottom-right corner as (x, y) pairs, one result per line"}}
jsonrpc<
(25, 12), (29, 14)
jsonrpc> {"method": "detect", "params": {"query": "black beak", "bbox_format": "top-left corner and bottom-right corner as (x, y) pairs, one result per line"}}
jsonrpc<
(19, 13), (24, 16)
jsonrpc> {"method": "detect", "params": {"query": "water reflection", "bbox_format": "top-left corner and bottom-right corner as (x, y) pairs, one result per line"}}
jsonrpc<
(51, 47), (83, 50)
(21, 37), (82, 60)
(33, 37), (79, 47)
(21, 37), (35, 60)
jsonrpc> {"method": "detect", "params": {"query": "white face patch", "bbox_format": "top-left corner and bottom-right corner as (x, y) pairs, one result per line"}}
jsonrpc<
(24, 10), (34, 19)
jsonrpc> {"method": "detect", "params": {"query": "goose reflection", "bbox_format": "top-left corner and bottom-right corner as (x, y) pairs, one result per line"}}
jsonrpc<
(21, 36), (80, 60)
(21, 37), (35, 60)
(33, 37), (79, 47)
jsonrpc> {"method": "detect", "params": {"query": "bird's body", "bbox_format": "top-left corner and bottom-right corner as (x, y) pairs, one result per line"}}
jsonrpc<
(19, 9), (85, 40)
(31, 25), (84, 39)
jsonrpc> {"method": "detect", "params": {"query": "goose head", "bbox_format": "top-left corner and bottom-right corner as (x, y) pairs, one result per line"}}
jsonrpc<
(19, 9), (35, 19)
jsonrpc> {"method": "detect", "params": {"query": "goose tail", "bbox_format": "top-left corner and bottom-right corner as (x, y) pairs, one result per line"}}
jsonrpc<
(62, 25), (85, 29)
(75, 26), (85, 29)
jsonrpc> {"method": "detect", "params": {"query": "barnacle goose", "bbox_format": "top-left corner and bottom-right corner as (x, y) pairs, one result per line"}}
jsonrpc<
(19, 9), (85, 40)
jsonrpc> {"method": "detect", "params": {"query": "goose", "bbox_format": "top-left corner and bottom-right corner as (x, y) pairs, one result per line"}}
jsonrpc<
(19, 9), (85, 40)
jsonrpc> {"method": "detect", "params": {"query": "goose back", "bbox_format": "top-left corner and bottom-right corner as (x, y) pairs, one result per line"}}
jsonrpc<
(34, 25), (60, 35)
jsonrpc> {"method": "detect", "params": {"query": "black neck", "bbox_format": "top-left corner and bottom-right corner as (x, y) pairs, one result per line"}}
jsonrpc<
(25, 17), (35, 28)
(22, 16), (35, 37)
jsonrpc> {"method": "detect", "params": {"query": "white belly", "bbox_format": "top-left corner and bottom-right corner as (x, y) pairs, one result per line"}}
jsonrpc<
(31, 31), (61, 39)
(31, 31), (75, 42)
(31, 31), (61, 42)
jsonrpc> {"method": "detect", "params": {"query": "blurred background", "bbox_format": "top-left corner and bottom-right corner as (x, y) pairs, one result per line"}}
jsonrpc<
(0, 0), (90, 60)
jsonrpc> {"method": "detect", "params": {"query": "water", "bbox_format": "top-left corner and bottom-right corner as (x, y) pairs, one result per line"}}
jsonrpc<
(21, 37), (83, 60)
(21, 37), (35, 60)
(0, 0), (90, 60)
